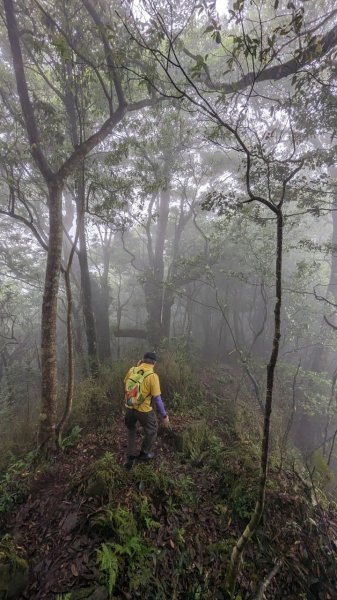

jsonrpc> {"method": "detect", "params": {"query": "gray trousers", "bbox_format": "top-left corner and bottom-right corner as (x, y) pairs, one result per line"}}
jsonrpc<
(125, 409), (158, 456)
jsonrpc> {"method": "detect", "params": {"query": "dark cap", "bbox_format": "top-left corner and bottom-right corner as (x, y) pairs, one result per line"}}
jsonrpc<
(143, 351), (157, 361)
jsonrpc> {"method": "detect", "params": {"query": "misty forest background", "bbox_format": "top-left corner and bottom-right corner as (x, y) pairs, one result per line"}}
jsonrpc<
(1, 0), (337, 599)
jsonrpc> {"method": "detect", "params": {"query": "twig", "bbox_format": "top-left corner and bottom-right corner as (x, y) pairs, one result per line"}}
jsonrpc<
(255, 559), (283, 600)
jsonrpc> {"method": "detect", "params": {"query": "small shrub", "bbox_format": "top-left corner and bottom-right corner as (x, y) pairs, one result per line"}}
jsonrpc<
(90, 505), (117, 534)
(179, 421), (223, 465)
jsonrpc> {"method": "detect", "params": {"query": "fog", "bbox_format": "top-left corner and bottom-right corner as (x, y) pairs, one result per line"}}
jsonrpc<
(1, 0), (337, 487)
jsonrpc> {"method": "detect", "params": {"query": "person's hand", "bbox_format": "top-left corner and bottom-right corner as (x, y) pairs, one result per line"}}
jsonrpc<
(162, 414), (170, 427)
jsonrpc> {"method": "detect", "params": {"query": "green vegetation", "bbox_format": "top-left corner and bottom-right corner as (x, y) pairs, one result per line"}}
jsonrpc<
(58, 426), (82, 453)
(0, 451), (38, 515)
(86, 453), (126, 500)
(0, 356), (336, 599)
(0, 537), (29, 599)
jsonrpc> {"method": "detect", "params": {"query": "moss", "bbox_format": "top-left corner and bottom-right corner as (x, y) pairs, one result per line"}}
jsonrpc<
(0, 539), (29, 599)
(86, 453), (124, 500)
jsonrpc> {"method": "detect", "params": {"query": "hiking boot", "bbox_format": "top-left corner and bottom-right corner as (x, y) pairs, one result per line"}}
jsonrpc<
(124, 455), (136, 470)
(137, 451), (155, 461)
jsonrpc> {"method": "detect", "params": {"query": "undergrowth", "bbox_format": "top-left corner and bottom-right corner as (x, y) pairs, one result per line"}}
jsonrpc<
(0, 451), (39, 516)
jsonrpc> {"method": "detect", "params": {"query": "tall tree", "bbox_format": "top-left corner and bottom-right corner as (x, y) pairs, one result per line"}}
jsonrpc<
(2, 0), (154, 448)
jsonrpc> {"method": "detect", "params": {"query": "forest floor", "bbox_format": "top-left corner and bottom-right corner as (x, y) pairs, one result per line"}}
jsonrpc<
(1, 412), (337, 600)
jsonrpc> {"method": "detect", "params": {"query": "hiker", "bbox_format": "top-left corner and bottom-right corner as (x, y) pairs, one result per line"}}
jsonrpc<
(124, 351), (169, 468)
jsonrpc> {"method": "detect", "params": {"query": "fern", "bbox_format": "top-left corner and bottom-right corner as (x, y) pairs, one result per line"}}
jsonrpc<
(90, 506), (115, 532)
(113, 535), (142, 557)
(97, 543), (118, 598)
(138, 496), (160, 531)
(58, 425), (82, 452)
(113, 505), (137, 539)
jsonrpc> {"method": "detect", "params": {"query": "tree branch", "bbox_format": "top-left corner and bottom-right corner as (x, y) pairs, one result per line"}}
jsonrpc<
(3, 0), (54, 182)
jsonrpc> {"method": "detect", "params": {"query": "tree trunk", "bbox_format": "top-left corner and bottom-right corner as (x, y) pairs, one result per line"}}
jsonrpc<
(162, 288), (174, 339)
(310, 171), (337, 373)
(144, 272), (164, 347)
(75, 172), (99, 377)
(39, 182), (63, 448)
(328, 198), (337, 303)
(93, 237), (112, 362)
(56, 268), (74, 440)
(143, 188), (170, 346)
(92, 277), (112, 362)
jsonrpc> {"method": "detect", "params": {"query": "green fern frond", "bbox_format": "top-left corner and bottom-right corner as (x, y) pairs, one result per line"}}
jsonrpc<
(97, 543), (118, 598)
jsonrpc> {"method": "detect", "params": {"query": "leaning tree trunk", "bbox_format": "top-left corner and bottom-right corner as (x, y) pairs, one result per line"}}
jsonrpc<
(39, 181), (63, 448)
(226, 209), (283, 597)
